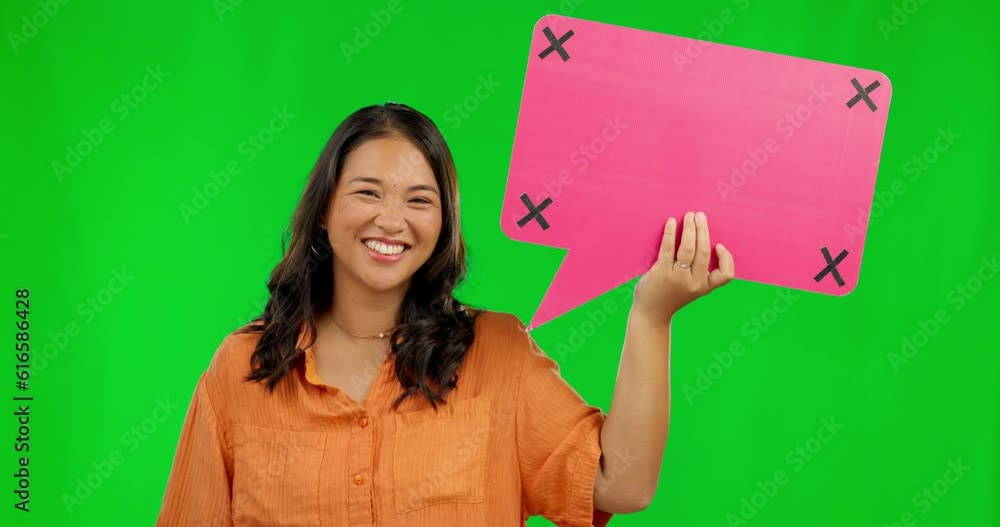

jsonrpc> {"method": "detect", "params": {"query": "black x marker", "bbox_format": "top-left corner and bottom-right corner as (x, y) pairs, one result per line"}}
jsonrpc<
(846, 78), (881, 112)
(814, 247), (849, 287)
(538, 26), (575, 61)
(516, 193), (552, 230)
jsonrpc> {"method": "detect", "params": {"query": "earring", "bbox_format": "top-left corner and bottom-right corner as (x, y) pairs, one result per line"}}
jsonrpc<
(312, 229), (328, 255)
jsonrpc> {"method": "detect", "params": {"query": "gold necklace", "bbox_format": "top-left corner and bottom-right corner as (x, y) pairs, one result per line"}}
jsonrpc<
(331, 317), (393, 339)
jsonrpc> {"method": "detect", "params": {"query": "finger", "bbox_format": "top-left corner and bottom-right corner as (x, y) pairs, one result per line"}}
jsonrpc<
(675, 211), (696, 269)
(657, 217), (677, 265)
(692, 211), (711, 282)
(708, 243), (735, 289)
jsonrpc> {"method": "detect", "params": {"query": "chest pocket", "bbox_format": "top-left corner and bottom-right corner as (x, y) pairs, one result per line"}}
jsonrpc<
(231, 425), (326, 527)
(392, 395), (493, 513)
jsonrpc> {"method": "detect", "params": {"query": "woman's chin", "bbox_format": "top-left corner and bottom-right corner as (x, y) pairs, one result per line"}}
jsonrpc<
(359, 275), (410, 294)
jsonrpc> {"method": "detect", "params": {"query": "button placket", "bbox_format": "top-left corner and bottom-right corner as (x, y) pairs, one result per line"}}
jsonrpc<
(347, 412), (376, 526)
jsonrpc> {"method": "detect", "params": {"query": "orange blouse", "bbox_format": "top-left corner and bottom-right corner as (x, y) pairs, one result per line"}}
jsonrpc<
(155, 310), (614, 526)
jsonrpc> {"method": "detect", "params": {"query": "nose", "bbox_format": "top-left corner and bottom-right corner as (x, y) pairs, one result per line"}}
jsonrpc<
(373, 203), (406, 233)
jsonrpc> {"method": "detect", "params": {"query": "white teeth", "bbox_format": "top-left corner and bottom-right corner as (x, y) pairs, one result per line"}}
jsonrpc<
(364, 240), (405, 255)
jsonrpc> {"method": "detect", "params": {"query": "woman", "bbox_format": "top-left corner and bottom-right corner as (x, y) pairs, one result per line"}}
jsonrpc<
(156, 102), (734, 526)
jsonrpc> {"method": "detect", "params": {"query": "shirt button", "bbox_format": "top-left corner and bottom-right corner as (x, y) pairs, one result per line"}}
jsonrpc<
(354, 474), (365, 485)
(358, 417), (368, 429)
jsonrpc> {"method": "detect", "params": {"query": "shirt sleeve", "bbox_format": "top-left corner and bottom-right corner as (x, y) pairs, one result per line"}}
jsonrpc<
(156, 374), (233, 526)
(510, 317), (614, 527)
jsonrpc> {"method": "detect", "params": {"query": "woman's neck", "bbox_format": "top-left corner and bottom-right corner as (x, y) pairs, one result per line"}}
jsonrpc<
(325, 280), (405, 337)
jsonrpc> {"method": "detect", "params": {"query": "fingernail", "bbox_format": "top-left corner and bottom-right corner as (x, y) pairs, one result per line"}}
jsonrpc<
(697, 211), (706, 222)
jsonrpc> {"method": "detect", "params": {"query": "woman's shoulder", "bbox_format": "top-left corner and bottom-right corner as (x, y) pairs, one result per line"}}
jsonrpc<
(465, 308), (545, 365)
(467, 307), (529, 337)
(200, 323), (264, 388)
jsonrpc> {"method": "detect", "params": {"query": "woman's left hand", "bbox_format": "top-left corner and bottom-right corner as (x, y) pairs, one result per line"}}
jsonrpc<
(633, 211), (736, 325)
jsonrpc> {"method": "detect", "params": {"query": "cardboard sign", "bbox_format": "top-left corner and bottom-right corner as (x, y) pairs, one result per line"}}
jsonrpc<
(502, 14), (892, 329)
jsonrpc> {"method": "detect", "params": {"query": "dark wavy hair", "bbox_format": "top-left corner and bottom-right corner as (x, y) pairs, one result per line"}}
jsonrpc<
(236, 102), (480, 412)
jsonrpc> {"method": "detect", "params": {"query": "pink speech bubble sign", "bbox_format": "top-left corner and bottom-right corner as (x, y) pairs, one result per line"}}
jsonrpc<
(501, 14), (893, 329)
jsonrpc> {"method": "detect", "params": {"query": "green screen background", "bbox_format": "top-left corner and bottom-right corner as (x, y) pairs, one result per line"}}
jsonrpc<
(2, 0), (997, 525)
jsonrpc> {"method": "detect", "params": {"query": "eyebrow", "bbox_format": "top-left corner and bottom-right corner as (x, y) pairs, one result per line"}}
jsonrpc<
(348, 176), (439, 194)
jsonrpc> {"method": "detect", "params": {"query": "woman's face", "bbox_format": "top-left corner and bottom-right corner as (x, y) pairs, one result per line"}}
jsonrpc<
(325, 136), (443, 297)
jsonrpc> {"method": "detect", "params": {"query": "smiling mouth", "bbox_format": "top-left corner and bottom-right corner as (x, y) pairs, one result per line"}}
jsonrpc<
(362, 239), (409, 256)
